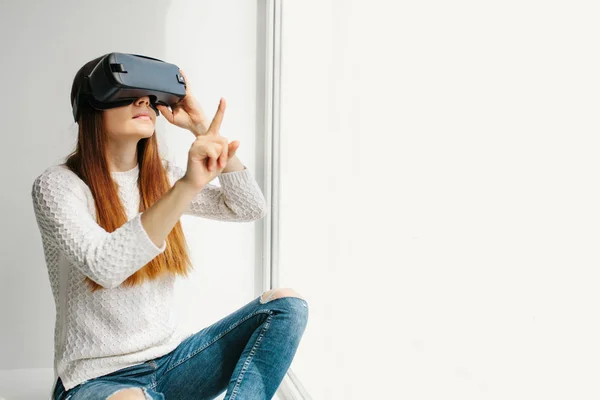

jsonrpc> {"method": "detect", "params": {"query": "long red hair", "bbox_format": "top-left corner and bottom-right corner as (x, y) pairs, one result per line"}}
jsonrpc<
(65, 54), (193, 292)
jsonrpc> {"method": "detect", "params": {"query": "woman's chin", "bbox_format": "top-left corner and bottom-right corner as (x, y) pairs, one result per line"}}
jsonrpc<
(135, 127), (155, 137)
(129, 119), (155, 135)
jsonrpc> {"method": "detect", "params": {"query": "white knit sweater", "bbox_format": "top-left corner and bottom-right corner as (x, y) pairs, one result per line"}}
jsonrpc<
(30, 159), (267, 398)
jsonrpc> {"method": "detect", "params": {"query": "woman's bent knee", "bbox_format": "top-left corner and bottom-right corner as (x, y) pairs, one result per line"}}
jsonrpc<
(260, 287), (306, 304)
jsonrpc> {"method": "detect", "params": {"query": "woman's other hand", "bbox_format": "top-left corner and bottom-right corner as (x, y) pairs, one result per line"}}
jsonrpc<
(179, 98), (240, 190)
(156, 68), (212, 136)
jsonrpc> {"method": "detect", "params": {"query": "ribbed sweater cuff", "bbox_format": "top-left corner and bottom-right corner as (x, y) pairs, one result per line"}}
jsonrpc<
(218, 167), (252, 186)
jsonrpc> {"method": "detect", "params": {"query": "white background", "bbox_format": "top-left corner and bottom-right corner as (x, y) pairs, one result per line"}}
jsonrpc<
(278, 1), (600, 399)
(3, 1), (600, 399)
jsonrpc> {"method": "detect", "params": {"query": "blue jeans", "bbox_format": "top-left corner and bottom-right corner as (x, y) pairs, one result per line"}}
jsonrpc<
(53, 292), (309, 399)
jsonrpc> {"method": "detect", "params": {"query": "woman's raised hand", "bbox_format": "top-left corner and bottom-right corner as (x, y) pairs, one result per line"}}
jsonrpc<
(156, 69), (211, 136)
(180, 98), (240, 191)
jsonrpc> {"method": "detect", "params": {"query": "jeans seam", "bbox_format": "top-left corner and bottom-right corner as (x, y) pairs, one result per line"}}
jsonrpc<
(229, 314), (273, 400)
(156, 309), (273, 386)
(148, 360), (158, 390)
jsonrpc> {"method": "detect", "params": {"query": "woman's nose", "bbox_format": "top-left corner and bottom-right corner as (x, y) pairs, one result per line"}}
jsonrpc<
(135, 96), (150, 106)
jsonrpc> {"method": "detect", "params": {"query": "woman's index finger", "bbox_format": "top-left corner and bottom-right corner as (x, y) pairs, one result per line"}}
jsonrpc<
(208, 98), (226, 134)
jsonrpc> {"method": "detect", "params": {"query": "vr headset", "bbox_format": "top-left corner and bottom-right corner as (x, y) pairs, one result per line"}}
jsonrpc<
(72, 52), (187, 122)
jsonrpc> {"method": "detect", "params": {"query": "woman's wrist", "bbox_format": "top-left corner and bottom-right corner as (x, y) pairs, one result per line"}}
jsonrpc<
(190, 123), (209, 137)
(174, 178), (204, 197)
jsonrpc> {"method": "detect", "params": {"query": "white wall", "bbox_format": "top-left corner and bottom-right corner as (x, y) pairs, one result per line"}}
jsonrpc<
(0, 0), (262, 377)
(278, 1), (600, 399)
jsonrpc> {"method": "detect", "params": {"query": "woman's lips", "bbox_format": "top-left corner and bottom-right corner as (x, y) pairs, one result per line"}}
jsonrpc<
(133, 115), (151, 121)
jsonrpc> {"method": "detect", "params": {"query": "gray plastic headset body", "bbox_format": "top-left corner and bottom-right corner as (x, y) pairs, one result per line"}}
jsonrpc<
(72, 52), (187, 122)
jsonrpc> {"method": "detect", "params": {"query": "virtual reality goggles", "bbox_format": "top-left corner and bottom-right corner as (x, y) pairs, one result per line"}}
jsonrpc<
(72, 52), (187, 122)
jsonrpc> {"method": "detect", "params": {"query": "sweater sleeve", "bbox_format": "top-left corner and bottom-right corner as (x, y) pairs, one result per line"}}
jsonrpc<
(31, 167), (167, 289)
(164, 159), (268, 222)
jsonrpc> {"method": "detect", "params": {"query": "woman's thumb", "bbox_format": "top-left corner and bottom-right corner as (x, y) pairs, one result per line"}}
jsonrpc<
(228, 140), (240, 158)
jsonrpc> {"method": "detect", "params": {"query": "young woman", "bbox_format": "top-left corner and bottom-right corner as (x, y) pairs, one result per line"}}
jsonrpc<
(31, 54), (309, 400)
